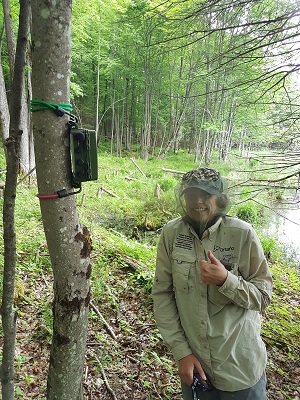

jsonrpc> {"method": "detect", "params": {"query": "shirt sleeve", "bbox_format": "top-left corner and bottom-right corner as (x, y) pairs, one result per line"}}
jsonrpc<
(218, 226), (273, 312)
(152, 226), (193, 361)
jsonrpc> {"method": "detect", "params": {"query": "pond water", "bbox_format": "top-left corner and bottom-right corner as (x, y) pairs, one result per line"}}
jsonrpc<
(263, 200), (300, 263)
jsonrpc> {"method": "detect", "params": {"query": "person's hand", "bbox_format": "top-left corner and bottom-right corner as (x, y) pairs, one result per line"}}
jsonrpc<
(178, 354), (206, 385)
(200, 250), (228, 286)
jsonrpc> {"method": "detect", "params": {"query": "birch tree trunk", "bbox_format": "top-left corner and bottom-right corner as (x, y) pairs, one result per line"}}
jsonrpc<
(31, 1), (91, 399)
(1, 2), (30, 399)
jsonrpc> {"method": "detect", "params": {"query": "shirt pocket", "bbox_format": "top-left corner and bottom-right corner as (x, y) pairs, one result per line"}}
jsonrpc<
(171, 253), (196, 294)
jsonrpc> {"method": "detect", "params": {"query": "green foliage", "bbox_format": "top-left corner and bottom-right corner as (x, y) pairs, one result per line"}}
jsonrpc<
(262, 262), (300, 353)
(258, 235), (281, 260)
(157, 176), (177, 192)
(235, 201), (259, 224)
(69, 0), (300, 157)
(129, 270), (154, 292)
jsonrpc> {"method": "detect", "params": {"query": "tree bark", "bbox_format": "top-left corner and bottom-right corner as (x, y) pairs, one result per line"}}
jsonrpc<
(1, 2), (30, 399)
(2, 0), (31, 173)
(0, 52), (10, 142)
(0, 25), (9, 144)
(2, 0), (16, 80)
(31, 1), (91, 399)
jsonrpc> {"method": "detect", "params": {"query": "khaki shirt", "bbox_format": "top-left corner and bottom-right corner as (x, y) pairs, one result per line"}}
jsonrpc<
(152, 216), (273, 391)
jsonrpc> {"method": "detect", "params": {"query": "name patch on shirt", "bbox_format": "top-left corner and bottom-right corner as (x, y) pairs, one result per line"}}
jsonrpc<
(175, 234), (193, 250)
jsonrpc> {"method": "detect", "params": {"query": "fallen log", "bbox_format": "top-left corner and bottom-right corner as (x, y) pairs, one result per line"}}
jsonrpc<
(90, 300), (117, 340)
(124, 176), (147, 184)
(97, 186), (120, 199)
(130, 158), (147, 178)
(121, 253), (149, 272)
(162, 167), (185, 174)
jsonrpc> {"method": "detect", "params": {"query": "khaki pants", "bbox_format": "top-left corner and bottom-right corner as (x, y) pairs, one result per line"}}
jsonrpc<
(181, 372), (267, 400)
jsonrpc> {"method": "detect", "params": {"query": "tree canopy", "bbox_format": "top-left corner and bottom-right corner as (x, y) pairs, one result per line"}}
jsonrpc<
(68, 0), (300, 161)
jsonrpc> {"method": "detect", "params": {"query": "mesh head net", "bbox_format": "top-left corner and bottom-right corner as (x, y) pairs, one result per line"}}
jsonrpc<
(175, 167), (231, 236)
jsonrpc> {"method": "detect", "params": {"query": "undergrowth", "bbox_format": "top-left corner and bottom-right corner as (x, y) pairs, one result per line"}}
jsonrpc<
(0, 146), (300, 398)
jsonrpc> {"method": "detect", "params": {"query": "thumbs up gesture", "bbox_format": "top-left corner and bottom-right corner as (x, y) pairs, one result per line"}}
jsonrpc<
(200, 250), (228, 286)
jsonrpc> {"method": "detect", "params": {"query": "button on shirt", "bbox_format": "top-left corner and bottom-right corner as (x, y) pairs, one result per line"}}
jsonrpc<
(152, 215), (273, 391)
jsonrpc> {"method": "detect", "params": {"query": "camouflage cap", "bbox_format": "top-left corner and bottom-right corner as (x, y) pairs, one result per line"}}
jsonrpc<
(181, 167), (225, 196)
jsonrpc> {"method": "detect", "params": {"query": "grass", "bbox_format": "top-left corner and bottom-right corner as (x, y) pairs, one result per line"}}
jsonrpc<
(0, 144), (300, 398)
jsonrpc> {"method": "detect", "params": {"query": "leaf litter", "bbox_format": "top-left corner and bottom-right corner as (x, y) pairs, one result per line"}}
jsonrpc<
(1, 249), (300, 400)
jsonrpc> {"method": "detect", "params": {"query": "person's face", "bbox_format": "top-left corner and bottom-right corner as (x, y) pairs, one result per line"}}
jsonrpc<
(184, 187), (218, 224)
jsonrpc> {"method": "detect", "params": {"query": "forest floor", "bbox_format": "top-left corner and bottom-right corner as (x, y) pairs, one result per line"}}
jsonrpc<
(3, 239), (300, 400)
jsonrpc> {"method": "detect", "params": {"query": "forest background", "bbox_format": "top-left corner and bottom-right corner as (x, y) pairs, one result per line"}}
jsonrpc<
(0, 0), (300, 399)
(2, 0), (300, 168)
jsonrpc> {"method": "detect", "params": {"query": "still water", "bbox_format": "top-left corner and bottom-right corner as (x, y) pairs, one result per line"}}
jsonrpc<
(263, 203), (300, 262)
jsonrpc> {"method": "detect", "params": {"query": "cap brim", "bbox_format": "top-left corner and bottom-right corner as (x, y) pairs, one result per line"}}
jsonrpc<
(181, 184), (218, 196)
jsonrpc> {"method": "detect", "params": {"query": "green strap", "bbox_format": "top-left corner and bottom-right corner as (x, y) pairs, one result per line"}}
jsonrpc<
(30, 100), (73, 113)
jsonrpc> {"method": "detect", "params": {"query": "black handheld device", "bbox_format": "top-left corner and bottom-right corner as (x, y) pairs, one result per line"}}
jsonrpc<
(191, 372), (213, 400)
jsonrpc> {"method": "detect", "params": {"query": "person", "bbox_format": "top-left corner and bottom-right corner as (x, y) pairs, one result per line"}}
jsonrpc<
(152, 167), (273, 400)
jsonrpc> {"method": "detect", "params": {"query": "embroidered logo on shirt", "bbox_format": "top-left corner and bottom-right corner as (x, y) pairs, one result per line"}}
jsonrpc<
(175, 234), (193, 250)
(213, 245), (234, 252)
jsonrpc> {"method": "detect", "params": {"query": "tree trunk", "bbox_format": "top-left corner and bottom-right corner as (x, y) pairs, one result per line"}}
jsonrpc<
(0, 54), (10, 142)
(110, 79), (116, 155)
(95, 29), (100, 139)
(19, 82), (30, 173)
(31, 2), (91, 399)
(0, 25), (9, 144)
(2, 0), (16, 80)
(123, 77), (130, 151)
(27, 65), (36, 171)
(2, 0), (31, 174)
(1, 2), (30, 399)
(158, 51), (194, 159)
(159, 86), (191, 158)
(141, 85), (152, 161)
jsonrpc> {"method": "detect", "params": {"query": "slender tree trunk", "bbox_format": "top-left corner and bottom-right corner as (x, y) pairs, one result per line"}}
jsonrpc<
(1, 2), (30, 400)
(95, 29), (100, 139)
(99, 80), (109, 142)
(128, 82), (136, 148)
(115, 102), (121, 156)
(123, 77), (130, 151)
(0, 54), (10, 142)
(159, 82), (191, 158)
(110, 79), (116, 156)
(141, 46), (154, 161)
(27, 65), (36, 171)
(2, 0), (16, 80)
(0, 26), (9, 143)
(19, 88), (30, 172)
(194, 106), (206, 164)
(238, 129), (247, 156)
(2, 0), (31, 174)
(141, 85), (152, 161)
(31, 1), (90, 399)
